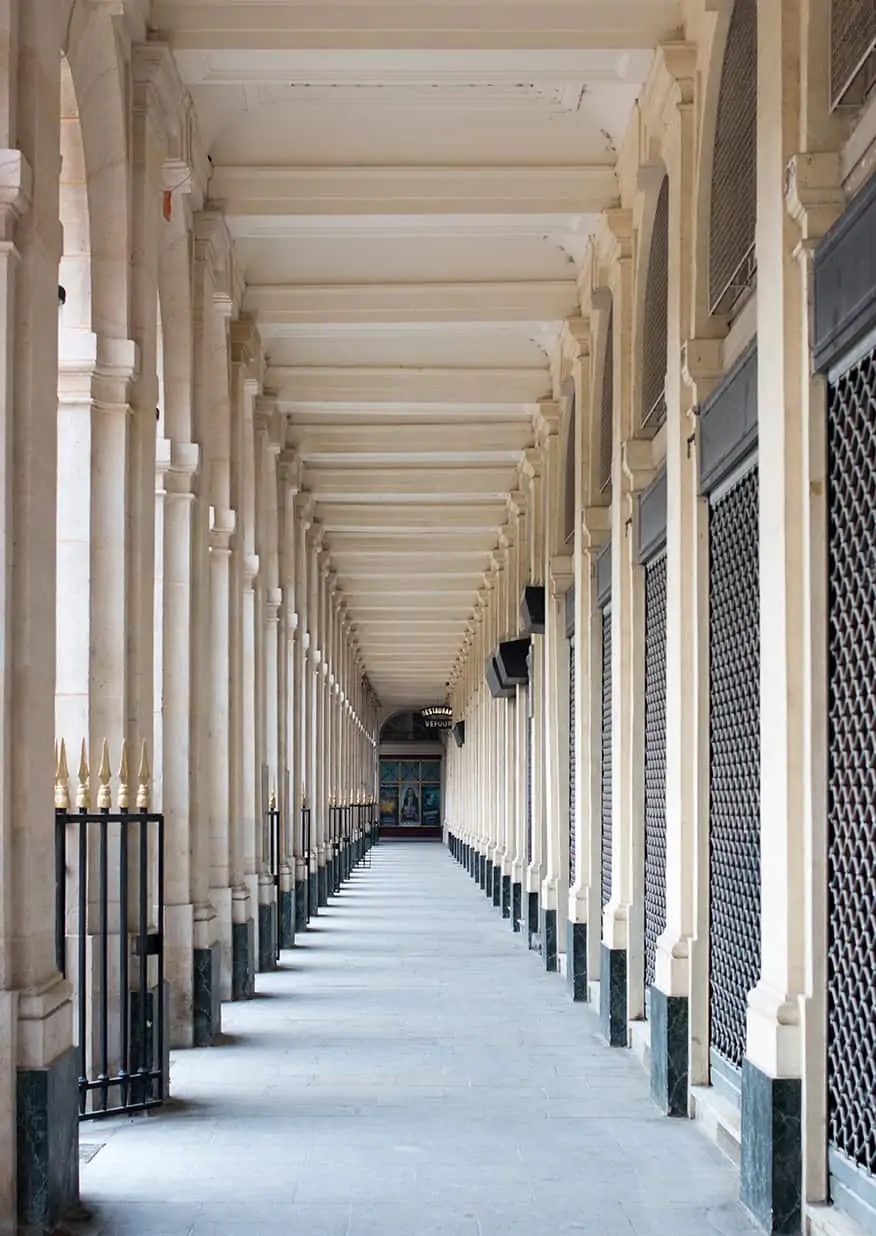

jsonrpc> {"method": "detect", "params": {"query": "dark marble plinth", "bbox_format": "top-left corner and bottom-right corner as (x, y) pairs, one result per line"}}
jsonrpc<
(232, 919), (254, 1000)
(485, 860), (494, 898)
(740, 1061), (802, 1234)
(540, 907), (557, 972)
(318, 863), (329, 907)
(566, 920), (588, 1001)
(480, 855), (487, 889)
(492, 870), (501, 908)
(193, 942), (221, 1046)
(502, 875), (511, 918)
(258, 901), (277, 972)
(599, 944), (627, 1047)
(17, 1045), (79, 1232)
(649, 988), (688, 1116)
(279, 889), (295, 950)
(512, 882), (522, 932)
(527, 891), (539, 950)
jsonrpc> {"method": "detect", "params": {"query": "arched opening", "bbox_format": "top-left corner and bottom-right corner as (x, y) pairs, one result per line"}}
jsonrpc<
(641, 175), (669, 433)
(153, 294), (166, 812)
(378, 710), (444, 836)
(708, 0), (757, 318)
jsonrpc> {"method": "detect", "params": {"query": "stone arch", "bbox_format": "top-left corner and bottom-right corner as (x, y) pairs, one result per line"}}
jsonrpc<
(63, 0), (130, 341)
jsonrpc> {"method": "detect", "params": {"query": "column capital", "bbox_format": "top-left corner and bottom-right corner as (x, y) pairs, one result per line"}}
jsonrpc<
(208, 506), (236, 552)
(785, 151), (845, 243)
(0, 149), (32, 227)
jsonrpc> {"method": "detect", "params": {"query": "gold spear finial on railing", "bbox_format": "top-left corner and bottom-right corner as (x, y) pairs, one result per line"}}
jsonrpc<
(136, 741), (151, 810)
(269, 781), (277, 812)
(97, 739), (112, 810)
(55, 739), (70, 811)
(76, 739), (90, 811)
(117, 740), (130, 811)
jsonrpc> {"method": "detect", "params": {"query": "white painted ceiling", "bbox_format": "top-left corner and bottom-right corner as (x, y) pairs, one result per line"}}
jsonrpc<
(156, 0), (681, 706)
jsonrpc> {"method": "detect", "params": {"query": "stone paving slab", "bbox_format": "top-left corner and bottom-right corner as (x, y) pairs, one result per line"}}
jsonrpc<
(77, 842), (759, 1236)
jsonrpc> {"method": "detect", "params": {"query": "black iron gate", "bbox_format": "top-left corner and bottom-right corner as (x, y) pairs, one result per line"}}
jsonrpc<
(643, 554), (668, 1003)
(266, 786), (281, 962)
(569, 636), (576, 888)
(708, 467), (761, 1070)
(827, 347), (876, 1188)
(601, 608), (613, 910)
(55, 740), (166, 1119)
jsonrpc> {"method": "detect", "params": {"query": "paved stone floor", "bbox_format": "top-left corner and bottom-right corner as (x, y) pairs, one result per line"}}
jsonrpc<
(78, 842), (758, 1236)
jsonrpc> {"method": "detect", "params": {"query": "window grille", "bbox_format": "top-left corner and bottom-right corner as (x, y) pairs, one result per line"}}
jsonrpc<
(708, 467), (761, 1068)
(643, 555), (668, 998)
(827, 350), (876, 1179)
(601, 608), (613, 909)
(831, 0), (876, 108)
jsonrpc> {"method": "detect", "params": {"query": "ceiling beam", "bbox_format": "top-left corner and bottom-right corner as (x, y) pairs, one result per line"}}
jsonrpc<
(159, 4), (680, 54)
(291, 421), (531, 460)
(246, 281), (578, 326)
(317, 504), (507, 531)
(306, 465), (517, 501)
(213, 164), (617, 219)
(270, 366), (549, 405)
(327, 533), (498, 554)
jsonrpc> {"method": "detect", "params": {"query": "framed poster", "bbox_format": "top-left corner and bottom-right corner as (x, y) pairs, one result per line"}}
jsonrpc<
(422, 785), (441, 827)
(399, 784), (421, 824)
(380, 785), (399, 828)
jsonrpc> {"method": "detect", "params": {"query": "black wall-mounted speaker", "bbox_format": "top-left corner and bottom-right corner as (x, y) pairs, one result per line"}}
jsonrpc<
(520, 586), (545, 635)
(485, 655), (515, 699)
(453, 721), (465, 748)
(495, 637), (531, 688)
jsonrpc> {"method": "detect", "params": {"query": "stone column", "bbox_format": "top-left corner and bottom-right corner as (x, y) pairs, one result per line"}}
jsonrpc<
(523, 447), (544, 945)
(600, 207), (640, 1047)
(739, 3), (844, 1227)
(0, 5), (80, 1227)
(539, 399), (570, 972)
(278, 452), (301, 948)
(509, 488), (527, 931)
(295, 499), (312, 927)
(649, 45), (699, 1116)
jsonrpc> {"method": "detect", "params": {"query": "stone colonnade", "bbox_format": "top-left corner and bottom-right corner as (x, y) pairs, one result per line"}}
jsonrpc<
(0, 4), (377, 1232)
(446, 3), (874, 1236)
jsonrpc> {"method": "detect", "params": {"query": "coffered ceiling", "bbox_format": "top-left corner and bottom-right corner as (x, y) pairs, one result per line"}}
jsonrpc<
(155, 0), (681, 706)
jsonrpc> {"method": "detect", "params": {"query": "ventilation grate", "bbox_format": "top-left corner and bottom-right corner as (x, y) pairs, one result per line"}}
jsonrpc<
(827, 349), (876, 1177)
(600, 308), (614, 493)
(644, 555), (668, 998)
(641, 177), (669, 432)
(708, 466), (761, 1069)
(709, 0), (757, 317)
(601, 608), (613, 909)
(831, 0), (876, 108)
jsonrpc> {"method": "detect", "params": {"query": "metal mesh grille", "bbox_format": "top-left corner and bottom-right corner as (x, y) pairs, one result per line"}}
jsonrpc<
(831, 0), (876, 107)
(709, 0), (757, 316)
(827, 352), (876, 1177)
(641, 177), (669, 432)
(600, 308), (614, 493)
(708, 467), (761, 1069)
(526, 690), (534, 866)
(569, 637), (576, 888)
(601, 607), (613, 909)
(644, 555), (668, 996)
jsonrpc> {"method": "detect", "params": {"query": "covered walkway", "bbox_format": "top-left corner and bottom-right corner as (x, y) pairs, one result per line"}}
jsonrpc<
(77, 844), (755, 1236)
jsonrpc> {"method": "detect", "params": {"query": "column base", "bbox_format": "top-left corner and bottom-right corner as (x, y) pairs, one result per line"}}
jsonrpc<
(492, 868), (501, 908)
(501, 874), (511, 918)
(231, 919), (255, 1000)
(258, 901), (277, 971)
(16, 1045), (79, 1233)
(599, 944), (627, 1047)
(540, 907), (558, 972)
(527, 891), (539, 951)
(193, 942), (222, 1045)
(740, 1061), (802, 1234)
(566, 920), (588, 1002)
(649, 988), (688, 1116)
(512, 882), (522, 932)
(308, 870), (319, 917)
(279, 889), (295, 950)
(485, 859), (494, 899)
(318, 863), (329, 907)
